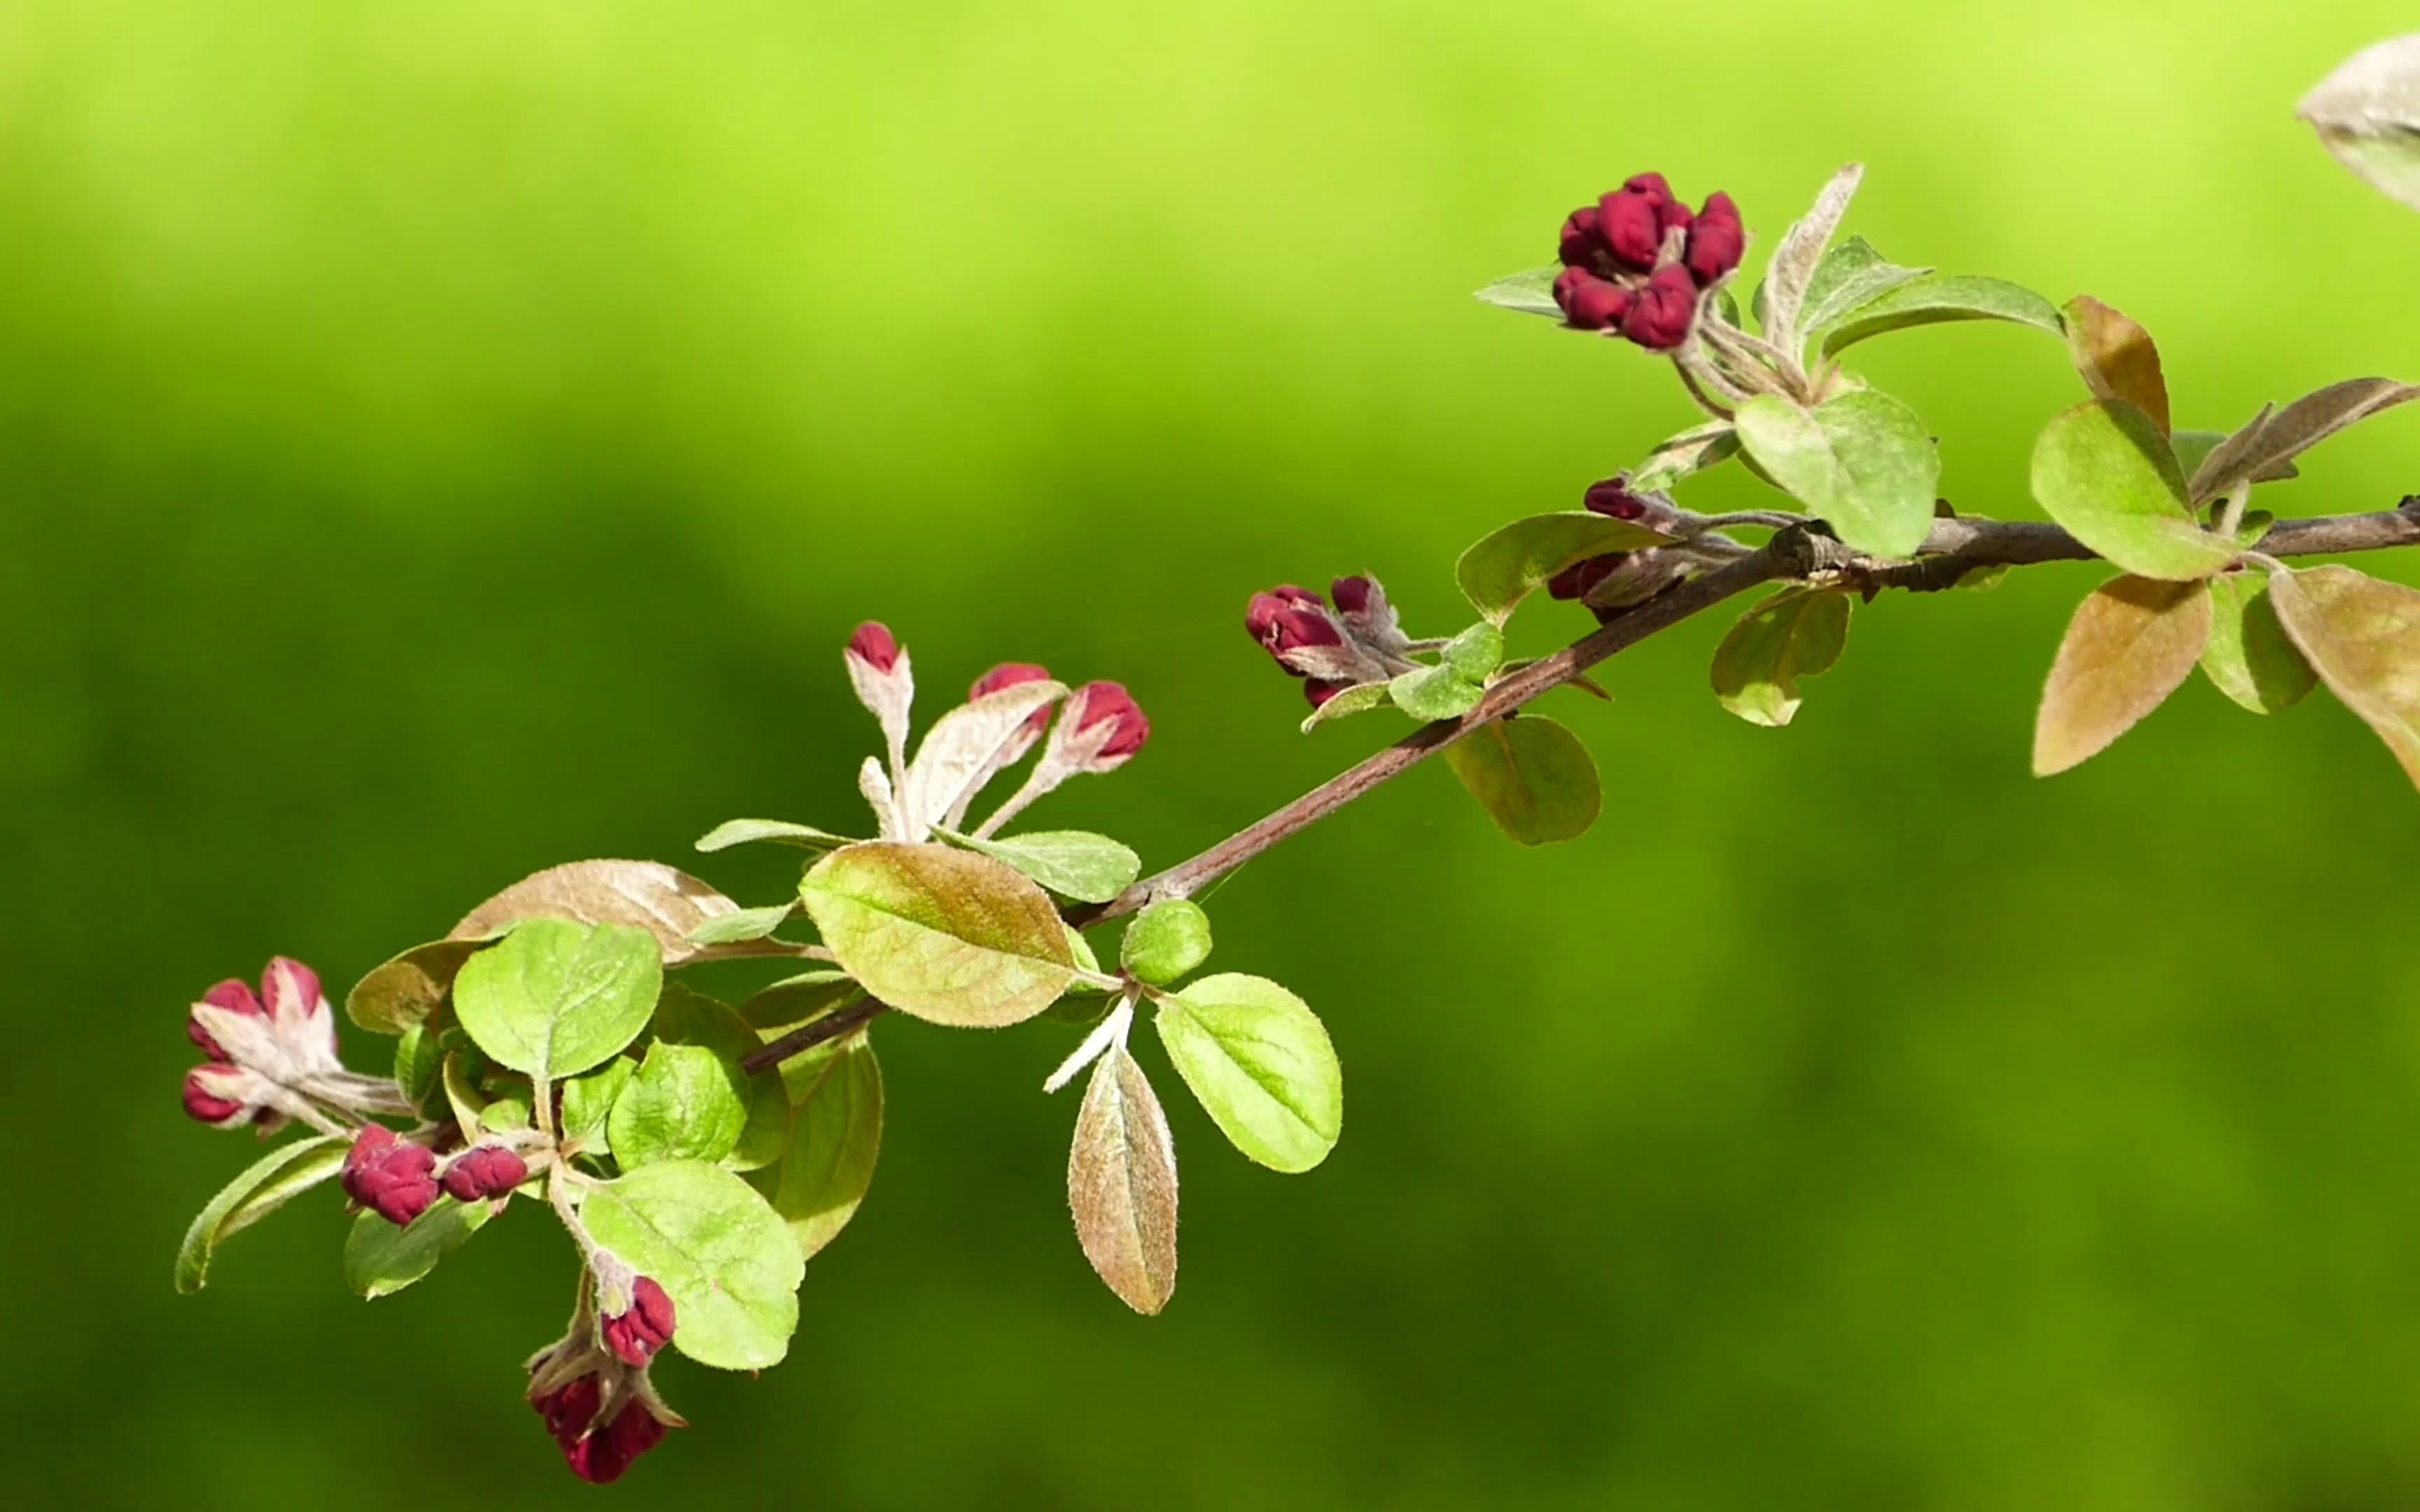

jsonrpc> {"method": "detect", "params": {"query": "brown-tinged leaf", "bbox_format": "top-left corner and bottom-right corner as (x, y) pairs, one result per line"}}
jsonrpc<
(450, 860), (780, 967)
(2033, 575), (2213, 775)
(2267, 565), (2420, 788)
(1066, 1044), (1178, 1315)
(2063, 296), (2171, 435)
(2190, 379), (2420, 503)
(2201, 572), (2317, 715)
(797, 842), (1077, 1028)
(346, 939), (482, 1034)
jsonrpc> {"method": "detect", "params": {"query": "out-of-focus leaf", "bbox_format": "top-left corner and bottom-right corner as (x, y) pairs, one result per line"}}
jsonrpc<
(451, 859), (777, 966)
(1630, 421), (1741, 492)
(1709, 589), (1853, 727)
(451, 918), (662, 1079)
(175, 1135), (346, 1294)
(1067, 1045), (1179, 1315)
(798, 843), (1076, 1028)
(2031, 400), (2237, 580)
(2268, 565), (2420, 789)
(580, 1160), (804, 1370)
(2062, 296), (2170, 435)
(347, 940), (482, 1035)
(2301, 36), (2420, 211)
(1455, 512), (1672, 626)
(752, 1030), (882, 1264)
(2033, 575), (2213, 775)
(1473, 265), (1562, 318)
(1155, 973), (1342, 1174)
(343, 1197), (494, 1300)
(693, 818), (853, 853)
(1443, 715), (1601, 846)
(1819, 273), (2064, 357)
(2201, 573), (2318, 715)
(1735, 390), (1940, 558)
(930, 827), (1141, 905)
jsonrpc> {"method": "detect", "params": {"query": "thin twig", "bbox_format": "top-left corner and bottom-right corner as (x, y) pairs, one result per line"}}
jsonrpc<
(739, 994), (887, 1077)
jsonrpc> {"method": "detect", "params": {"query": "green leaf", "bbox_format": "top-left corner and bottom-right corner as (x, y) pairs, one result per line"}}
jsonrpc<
(2202, 573), (2318, 715)
(580, 1160), (805, 1370)
(1795, 236), (1932, 349)
(2063, 296), (2171, 435)
(1387, 664), (1484, 723)
(1818, 272), (2064, 357)
(560, 1056), (635, 1159)
(440, 1049), (489, 1143)
(737, 971), (860, 1037)
(1709, 590), (1853, 727)
(346, 939), (482, 1035)
(2267, 566), (2420, 790)
(1155, 973), (1342, 1175)
(1120, 899), (1213, 986)
(343, 1197), (495, 1300)
(798, 842), (1077, 1028)
(394, 1022), (444, 1111)
(478, 1093), (532, 1133)
(2029, 400), (2239, 581)
(1068, 1045), (1180, 1315)
(686, 904), (796, 947)
(609, 1042), (746, 1169)
(1442, 622), (1506, 683)
(694, 818), (853, 853)
(1629, 421), (1741, 492)
(1472, 264), (1562, 318)
(1455, 512), (1672, 626)
(752, 1030), (883, 1264)
(1299, 680), (1393, 733)
(649, 982), (789, 1172)
(2033, 575), (2213, 775)
(1443, 715), (1601, 846)
(930, 827), (1141, 906)
(2169, 426), (2300, 491)
(452, 918), (663, 1080)
(174, 1135), (347, 1294)
(1734, 390), (1940, 558)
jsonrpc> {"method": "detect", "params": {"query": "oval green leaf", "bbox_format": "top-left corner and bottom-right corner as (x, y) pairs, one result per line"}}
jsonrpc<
(752, 1030), (884, 1263)
(1388, 664), (1484, 723)
(580, 1160), (805, 1371)
(452, 918), (662, 1080)
(1155, 973), (1342, 1175)
(609, 1042), (746, 1169)
(347, 939), (482, 1035)
(1120, 899), (1213, 986)
(1818, 272), (2064, 358)
(693, 818), (853, 853)
(1442, 715), (1601, 846)
(174, 1135), (347, 1294)
(1455, 512), (1672, 626)
(343, 1197), (495, 1300)
(1710, 589), (1853, 728)
(649, 983), (788, 1172)
(2202, 573), (2318, 715)
(798, 843), (1077, 1028)
(2030, 400), (2238, 581)
(929, 827), (1141, 905)
(1735, 390), (1940, 559)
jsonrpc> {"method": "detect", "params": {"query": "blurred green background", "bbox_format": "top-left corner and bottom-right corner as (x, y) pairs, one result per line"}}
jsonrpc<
(11, 1), (2420, 1506)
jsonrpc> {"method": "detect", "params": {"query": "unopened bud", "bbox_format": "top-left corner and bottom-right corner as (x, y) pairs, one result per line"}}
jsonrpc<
(341, 1124), (439, 1227)
(1245, 586), (1323, 645)
(1597, 187), (1665, 272)
(601, 1275), (677, 1368)
(187, 978), (267, 1061)
(1557, 205), (1602, 269)
(1329, 575), (1375, 615)
(1685, 192), (1745, 288)
(441, 1144), (531, 1203)
(1552, 268), (1632, 332)
(566, 1398), (669, 1484)
(970, 661), (1056, 748)
(1545, 554), (1625, 603)
(845, 620), (901, 673)
(1305, 678), (1354, 709)
(181, 1066), (249, 1126)
(1622, 265), (1699, 351)
(1069, 681), (1150, 764)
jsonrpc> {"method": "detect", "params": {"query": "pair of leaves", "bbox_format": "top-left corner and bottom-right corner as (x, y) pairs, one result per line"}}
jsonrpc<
(582, 1159), (806, 1370)
(798, 842), (1080, 1028)
(1443, 715), (1601, 845)
(1711, 590), (1853, 727)
(1734, 389), (1942, 559)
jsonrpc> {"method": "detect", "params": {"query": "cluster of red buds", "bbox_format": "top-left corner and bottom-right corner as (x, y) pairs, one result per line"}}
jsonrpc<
(525, 1275), (684, 1485)
(1246, 574), (1418, 707)
(1552, 174), (1745, 350)
(181, 957), (410, 1133)
(1544, 477), (1702, 619)
(844, 621), (1149, 840)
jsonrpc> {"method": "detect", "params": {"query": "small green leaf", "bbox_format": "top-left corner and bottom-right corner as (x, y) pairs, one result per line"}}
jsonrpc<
(2033, 575), (2213, 775)
(929, 828), (1141, 906)
(1299, 680), (1393, 732)
(1629, 421), (1741, 492)
(686, 904), (795, 947)
(609, 1042), (746, 1169)
(1819, 273), (2064, 357)
(580, 1160), (805, 1370)
(1795, 237), (1932, 349)
(1388, 664), (1484, 723)
(1709, 590), (1853, 727)
(394, 1022), (444, 1111)
(694, 818), (854, 853)
(798, 843), (1077, 1028)
(2030, 400), (2239, 581)
(452, 918), (663, 1080)
(1120, 900), (1213, 986)
(1472, 265), (1562, 318)
(1734, 390), (1941, 559)
(346, 940), (481, 1035)
(1067, 1046), (1180, 1315)
(1455, 512), (1672, 626)
(174, 1135), (347, 1294)
(2063, 296), (2171, 435)
(2267, 566), (2420, 790)
(560, 1057), (636, 1159)
(440, 1049), (489, 1143)
(1443, 715), (1601, 846)
(343, 1197), (495, 1300)
(1156, 974), (1343, 1174)
(478, 1093), (532, 1133)
(752, 1030), (883, 1264)
(2202, 573), (2318, 715)
(651, 983), (789, 1172)
(1442, 622), (1506, 683)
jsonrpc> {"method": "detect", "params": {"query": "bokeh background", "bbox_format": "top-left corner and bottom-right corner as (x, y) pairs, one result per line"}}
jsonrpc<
(11, 1), (2420, 1506)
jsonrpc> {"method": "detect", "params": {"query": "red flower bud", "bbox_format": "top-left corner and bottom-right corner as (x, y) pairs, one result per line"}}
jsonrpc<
(1552, 269), (1633, 332)
(1546, 554), (1625, 602)
(1558, 206), (1602, 270)
(565, 1399), (668, 1484)
(971, 661), (1055, 742)
(341, 1125), (439, 1227)
(1622, 265), (1699, 351)
(1070, 681), (1149, 761)
(1265, 607), (1342, 656)
(845, 620), (900, 673)
(1685, 191), (1745, 288)
(602, 1275), (677, 1368)
(187, 977), (268, 1060)
(1329, 575), (1375, 615)
(440, 1144), (529, 1203)
(1583, 479), (1651, 522)
(1245, 587), (1324, 644)
(1597, 188), (1665, 272)
(1622, 172), (1673, 205)
(1305, 678), (1354, 709)
(181, 1066), (247, 1126)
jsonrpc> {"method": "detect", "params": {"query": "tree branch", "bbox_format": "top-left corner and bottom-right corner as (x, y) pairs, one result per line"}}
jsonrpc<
(748, 498), (2420, 1074)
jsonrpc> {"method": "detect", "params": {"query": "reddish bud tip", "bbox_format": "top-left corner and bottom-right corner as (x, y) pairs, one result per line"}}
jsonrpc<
(1622, 171), (1674, 204)
(1071, 681), (1150, 760)
(1622, 265), (1699, 351)
(1557, 206), (1603, 268)
(1685, 192), (1745, 288)
(1305, 678), (1353, 709)
(1597, 187), (1666, 272)
(341, 1125), (439, 1227)
(1329, 575), (1375, 615)
(1552, 268), (1632, 332)
(602, 1276), (678, 1368)
(846, 621), (901, 673)
(260, 957), (323, 1021)
(188, 977), (268, 1061)
(440, 1144), (530, 1203)
(1245, 587), (1324, 643)
(1583, 479), (1650, 522)
(181, 1068), (246, 1125)
(1545, 554), (1625, 602)
(565, 1400), (669, 1484)
(1266, 607), (1343, 655)
(971, 661), (1055, 738)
